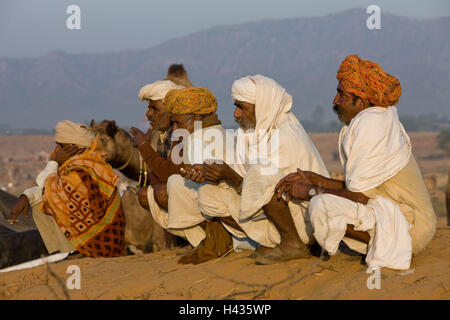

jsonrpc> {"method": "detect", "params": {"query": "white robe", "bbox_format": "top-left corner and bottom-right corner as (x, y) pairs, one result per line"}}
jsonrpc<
(200, 75), (329, 247)
(146, 124), (227, 247)
(309, 106), (413, 270)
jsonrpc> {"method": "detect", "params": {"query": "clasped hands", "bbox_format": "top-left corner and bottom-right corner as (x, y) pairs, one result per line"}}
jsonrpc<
(180, 160), (229, 184)
(275, 169), (322, 201)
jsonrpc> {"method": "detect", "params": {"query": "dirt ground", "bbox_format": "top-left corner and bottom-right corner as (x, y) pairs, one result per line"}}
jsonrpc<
(0, 217), (448, 300)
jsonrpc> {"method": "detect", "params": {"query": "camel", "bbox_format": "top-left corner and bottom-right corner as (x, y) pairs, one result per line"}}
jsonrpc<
(91, 119), (167, 254)
(0, 64), (193, 266)
(0, 190), (47, 269)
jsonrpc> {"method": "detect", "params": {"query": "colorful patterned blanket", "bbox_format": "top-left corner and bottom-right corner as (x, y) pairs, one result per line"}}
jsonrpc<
(41, 141), (126, 257)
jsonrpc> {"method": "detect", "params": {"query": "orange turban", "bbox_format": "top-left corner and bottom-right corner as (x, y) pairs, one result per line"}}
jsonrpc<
(337, 54), (401, 107)
(164, 87), (217, 115)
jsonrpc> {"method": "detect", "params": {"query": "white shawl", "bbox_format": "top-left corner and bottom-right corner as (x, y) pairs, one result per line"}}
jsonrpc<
(339, 106), (411, 192)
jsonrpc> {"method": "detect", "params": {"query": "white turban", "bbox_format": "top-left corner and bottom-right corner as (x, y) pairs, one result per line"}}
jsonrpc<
(138, 80), (184, 102)
(231, 76), (257, 104)
(232, 74), (295, 135)
(55, 120), (95, 148)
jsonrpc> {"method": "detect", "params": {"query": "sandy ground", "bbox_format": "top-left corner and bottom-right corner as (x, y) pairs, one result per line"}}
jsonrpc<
(1, 217), (448, 300)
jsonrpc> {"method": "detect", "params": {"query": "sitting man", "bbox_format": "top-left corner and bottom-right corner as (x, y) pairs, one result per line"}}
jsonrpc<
(130, 65), (190, 247)
(195, 74), (330, 264)
(133, 86), (233, 264)
(276, 55), (436, 270)
(9, 120), (126, 258)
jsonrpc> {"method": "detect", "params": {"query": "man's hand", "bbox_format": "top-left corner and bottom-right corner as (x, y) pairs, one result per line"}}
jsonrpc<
(130, 126), (151, 148)
(276, 169), (313, 200)
(291, 181), (315, 201)
(9, 194), (30, 224)
(50, 144), (82, 166)
(181, 164), (206, 184)
(202, 160), (228, 182)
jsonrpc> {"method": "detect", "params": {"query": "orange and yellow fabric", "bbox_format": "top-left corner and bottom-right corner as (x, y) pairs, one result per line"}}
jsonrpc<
(40, 139), (126, 257)
(164, 87), (217, 115)
(337, 54), (401, 108)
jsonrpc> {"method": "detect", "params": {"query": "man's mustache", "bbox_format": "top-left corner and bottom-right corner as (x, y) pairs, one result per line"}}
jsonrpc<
(333, 105), (340, 114)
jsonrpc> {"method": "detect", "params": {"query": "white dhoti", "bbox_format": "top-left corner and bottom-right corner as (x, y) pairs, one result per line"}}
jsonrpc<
(199, 165), (316, 248)
(309, 193), (412, 270)
(146, 174), (205, 247)
(199, 181), (278, 248)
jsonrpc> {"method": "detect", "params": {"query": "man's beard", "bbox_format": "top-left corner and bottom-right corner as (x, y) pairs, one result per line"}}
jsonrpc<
(235, 117), (255, 131)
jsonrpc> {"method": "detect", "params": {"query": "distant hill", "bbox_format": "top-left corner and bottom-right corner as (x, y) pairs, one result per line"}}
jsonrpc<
(0, 8), (449, 129)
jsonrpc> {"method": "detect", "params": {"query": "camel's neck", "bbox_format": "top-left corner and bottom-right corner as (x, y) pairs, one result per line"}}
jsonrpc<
(118, 147), (149, 185)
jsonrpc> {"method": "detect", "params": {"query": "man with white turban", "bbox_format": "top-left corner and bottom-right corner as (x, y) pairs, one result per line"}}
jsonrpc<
(9, 120), (126, 258)
(130, 65), (190, 248)
(194, 74), (330, 264)
(276, 55), (436, 270)
(133, 87), (236, 264)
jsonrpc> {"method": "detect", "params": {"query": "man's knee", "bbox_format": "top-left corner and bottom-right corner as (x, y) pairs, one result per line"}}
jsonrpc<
(153, 183), (168, 210)
(138, 187), (149, 210)
(198, 184), (219, 212)
(166, 174), (184, 195)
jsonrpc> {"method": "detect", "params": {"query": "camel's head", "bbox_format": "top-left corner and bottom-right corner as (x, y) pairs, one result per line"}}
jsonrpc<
(90, 120), (133, 166)
(164, 64), (194, 88)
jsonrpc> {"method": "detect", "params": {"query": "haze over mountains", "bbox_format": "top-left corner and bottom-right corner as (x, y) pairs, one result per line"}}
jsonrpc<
(0, 8), (449, 130)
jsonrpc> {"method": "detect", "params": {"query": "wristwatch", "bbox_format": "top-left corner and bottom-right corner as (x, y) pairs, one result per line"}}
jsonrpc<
(308, 188), (317, 197)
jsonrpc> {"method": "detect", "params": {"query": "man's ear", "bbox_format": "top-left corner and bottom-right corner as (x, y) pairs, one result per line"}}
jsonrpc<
(106, 121), (118, 137)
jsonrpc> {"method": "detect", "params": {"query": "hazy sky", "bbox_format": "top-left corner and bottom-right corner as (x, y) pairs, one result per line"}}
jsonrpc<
(1, 0), (449, 58)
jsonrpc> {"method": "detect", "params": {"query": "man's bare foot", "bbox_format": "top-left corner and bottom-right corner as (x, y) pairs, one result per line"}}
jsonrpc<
(178, 219), (233, 265)
(177, 241), (217, 265)
(254, 243), (311, 265)
(249, 245), (274, 259)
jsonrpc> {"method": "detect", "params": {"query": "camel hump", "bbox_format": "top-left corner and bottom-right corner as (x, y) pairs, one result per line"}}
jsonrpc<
(165, 64), (194, 88)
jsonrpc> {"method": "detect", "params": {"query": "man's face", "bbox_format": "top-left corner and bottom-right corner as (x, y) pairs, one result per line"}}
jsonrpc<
(233, 100), (256, 130)
(145, 99), (171, 131)
(332, 83), (367, 125)
(171, 114), (199, 134)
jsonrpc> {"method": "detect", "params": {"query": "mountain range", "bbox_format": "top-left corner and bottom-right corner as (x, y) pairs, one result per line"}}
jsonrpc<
(0, 8), (449, 130)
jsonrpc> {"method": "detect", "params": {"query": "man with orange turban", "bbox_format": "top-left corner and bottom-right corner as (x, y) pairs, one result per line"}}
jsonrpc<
(276, 55), (436, 270)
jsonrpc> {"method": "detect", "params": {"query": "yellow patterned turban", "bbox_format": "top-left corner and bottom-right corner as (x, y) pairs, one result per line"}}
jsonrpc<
(164, 87), (217, 115)
(337, 54), (401, 108)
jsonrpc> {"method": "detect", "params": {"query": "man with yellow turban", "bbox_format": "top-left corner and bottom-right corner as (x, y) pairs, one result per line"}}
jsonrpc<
(276, 55), (436, 270)
(9, 120), (126, 258)
(136, 86), (236, 264)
